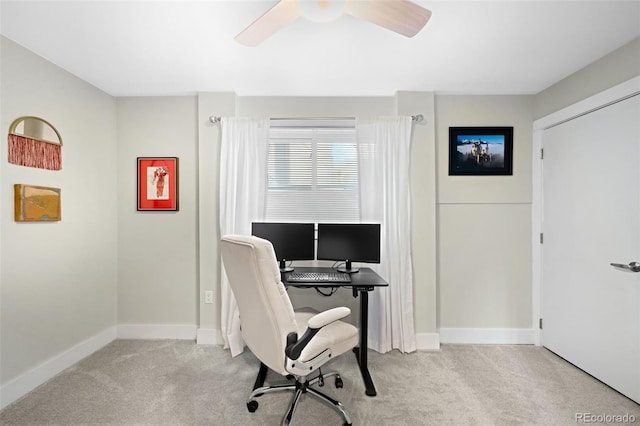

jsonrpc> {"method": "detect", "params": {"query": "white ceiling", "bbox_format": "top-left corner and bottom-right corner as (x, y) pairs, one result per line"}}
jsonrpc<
(1, 1), (639, 97)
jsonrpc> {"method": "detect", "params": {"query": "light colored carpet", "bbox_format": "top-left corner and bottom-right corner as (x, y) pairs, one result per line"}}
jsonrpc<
(1, 340), (638, 425)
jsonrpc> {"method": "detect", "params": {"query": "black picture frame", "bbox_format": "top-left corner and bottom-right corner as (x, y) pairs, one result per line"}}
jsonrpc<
(448, 127), (513, 176)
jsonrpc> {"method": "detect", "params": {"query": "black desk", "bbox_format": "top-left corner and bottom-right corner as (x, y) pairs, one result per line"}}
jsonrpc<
(282, 266), (389, 397)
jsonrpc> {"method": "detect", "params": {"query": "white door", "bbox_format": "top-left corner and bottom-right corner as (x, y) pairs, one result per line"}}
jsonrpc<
(542, 93), (640, 403)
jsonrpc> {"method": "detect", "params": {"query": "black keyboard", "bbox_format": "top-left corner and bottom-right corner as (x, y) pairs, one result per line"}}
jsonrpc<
(287, 272), (351, 283)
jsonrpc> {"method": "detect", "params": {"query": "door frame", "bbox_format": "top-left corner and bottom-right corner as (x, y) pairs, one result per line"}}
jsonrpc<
(531, 76), (640, 347)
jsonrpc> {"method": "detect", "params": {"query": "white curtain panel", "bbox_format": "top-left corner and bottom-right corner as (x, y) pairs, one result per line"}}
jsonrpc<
(219, 117), (269, 356)
(356, 116), (416, 353)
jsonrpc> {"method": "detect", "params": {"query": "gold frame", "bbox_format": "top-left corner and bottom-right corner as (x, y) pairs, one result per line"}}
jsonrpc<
(8, 116), (63, 146)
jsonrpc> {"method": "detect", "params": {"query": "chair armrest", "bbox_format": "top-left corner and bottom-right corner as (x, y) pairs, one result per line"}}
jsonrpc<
(285, 307), (352, 361)
(308, 307), (350, 329)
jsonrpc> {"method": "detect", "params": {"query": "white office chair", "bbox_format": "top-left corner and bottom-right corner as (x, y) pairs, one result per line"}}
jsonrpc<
(220, 235), (359, 426)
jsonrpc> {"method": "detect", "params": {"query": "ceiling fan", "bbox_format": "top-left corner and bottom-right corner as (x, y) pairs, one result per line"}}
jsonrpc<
(235, 0), (432, 46)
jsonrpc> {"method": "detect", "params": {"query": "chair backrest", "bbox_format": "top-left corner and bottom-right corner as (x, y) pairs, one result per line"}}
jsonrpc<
(220, 235), (298, 375)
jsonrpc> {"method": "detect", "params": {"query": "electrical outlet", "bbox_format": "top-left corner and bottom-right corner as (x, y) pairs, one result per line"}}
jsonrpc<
(204, 290), (213, 304)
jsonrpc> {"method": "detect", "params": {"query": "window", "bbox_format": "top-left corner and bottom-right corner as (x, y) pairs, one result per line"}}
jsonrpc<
(266, 119), (359, 222)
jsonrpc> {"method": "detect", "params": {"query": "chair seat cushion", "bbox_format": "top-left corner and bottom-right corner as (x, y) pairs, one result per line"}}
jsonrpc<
(294, 308), (359, 363)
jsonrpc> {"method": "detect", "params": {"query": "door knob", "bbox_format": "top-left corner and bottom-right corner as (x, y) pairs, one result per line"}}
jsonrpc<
(610, 261), (640, 272)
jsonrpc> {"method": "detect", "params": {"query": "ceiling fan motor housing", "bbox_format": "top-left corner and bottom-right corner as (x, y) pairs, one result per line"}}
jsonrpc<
(297, 0), (351, 22)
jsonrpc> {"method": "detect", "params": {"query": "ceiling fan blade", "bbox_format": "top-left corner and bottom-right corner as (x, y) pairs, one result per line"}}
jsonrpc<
(346, 0), (432, 38)
(235, 0), (301, 46)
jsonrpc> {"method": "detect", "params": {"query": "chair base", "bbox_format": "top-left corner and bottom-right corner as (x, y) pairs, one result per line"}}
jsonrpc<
(247, 364), (352, 426)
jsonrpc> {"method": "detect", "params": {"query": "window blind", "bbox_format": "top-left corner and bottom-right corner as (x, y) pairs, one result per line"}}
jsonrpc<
(266, 119), (359, 223)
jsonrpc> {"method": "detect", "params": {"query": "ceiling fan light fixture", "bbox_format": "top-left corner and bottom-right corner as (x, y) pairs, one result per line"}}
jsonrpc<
(297, 0), (351, 23)
(234, 0), (431, 47)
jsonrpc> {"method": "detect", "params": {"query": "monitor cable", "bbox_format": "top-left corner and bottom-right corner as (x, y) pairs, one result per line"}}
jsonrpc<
(315, 287), (338, 297)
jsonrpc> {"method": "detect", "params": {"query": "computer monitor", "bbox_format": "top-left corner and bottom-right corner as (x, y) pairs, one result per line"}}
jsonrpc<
(317, 223), (381, 273)
(251, 222), (315, 272)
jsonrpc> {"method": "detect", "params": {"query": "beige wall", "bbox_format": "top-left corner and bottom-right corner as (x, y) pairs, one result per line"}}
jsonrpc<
(116, 97), (198, 328)
(438, 203), (532, 328)
(0, 37), (118, 386)
(435, 95), (534, 332)
(196, 93), (236, 338)
(535, 36), (640, 119)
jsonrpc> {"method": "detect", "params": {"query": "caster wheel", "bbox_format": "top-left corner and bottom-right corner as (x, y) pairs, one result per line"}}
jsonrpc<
(247, 400), (259, 413)
(335, 377), (343, 388)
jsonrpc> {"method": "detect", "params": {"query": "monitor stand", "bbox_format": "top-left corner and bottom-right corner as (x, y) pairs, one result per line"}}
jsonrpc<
(337, 260), (359, 274)
(279, 260), (294, 273)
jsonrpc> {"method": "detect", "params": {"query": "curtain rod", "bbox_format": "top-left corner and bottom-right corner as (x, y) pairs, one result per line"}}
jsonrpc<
(209, 114), (424, 124)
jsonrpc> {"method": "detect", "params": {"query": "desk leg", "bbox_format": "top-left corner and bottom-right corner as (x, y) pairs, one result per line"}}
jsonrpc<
(353, 289), (377, 397)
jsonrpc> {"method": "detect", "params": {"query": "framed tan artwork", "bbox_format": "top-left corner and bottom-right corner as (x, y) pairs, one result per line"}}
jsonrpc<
(14, 184), (61, 222)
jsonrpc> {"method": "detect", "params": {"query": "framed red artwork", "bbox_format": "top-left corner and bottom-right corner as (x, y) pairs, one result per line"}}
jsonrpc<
(137, 157), (179, 211)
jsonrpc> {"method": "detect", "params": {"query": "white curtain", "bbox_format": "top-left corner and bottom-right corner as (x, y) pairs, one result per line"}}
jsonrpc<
(356, 116), (416, 353)
(219, 117), (269, 356)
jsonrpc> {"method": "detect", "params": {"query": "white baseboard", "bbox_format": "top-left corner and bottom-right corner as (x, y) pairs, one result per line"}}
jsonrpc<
(438, 328), (537, 345)
(416, 333), (441, 350)
(196, 328), (222, 345)
(117, 324), (197, 340)
(532, 329), (542, 346)
(0, 327), (117, 410)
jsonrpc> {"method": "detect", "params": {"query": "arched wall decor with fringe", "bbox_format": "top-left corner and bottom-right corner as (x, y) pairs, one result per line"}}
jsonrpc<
(7, 116), (63, 170)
